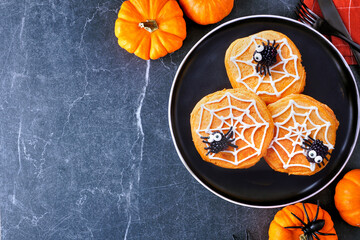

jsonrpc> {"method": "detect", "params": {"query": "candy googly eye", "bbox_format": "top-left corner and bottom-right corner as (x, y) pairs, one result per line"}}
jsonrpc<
(213, 133), (222, 141)
(314, 156), (323, 163)
(254, 53), (262, 62)
(207, 135), (214, 142)
(308, 150), (317, 158)
(256, 44), (264, 52)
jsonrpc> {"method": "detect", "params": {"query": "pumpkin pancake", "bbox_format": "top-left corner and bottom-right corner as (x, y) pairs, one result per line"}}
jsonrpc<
(190, 88), (274, 169)
(225, 30), (306, 104)
(264, 94), (339, 176)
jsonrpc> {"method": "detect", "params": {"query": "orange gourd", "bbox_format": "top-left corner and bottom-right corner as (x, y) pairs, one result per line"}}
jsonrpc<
(179, 0), (234, 25)
(334, 169), (360, 227)
(269, 202), (337, 240)
(114, 0), (186, 60)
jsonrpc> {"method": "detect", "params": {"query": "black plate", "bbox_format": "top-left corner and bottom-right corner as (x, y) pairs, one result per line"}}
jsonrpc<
(168, 16), (360, 208)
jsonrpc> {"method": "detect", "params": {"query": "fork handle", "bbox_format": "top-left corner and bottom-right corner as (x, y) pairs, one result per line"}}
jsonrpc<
(333, 32), (360, 53)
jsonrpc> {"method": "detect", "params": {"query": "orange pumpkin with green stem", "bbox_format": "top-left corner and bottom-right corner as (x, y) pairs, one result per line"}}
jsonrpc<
(334, 169), (360, 227)
(179, 0), (234, 25)
(269, 202), (337, 240)
(115, 0), (186, 60)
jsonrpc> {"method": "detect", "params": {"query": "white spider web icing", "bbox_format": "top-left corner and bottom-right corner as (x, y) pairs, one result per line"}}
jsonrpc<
(196, 92), (270, 165)
(230, 36), (300, 97)
(269, 100), (333, 171)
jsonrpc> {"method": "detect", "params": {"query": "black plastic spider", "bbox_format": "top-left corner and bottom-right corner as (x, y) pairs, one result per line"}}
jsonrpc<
(253, 40), (279, 76)
(301, 136), (331, 167)
(285, 201), (335, 240)
(201, 127), (238, 155)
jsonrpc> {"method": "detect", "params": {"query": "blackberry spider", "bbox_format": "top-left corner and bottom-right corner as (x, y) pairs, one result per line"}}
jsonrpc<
(201, 127), (238, 155)
(301, 136), (331, 168)
(253, 40), (279, 76)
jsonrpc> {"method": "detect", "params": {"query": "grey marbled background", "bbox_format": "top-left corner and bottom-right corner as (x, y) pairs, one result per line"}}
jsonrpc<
(1, 0), (360, 239)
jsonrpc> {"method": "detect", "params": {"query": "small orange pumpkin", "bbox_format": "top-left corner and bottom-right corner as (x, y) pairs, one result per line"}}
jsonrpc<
(115, 0), (186, 60)
(269, 202), (337, 240)
(179, 0), (234, 25)
(334, 169), (360, 227)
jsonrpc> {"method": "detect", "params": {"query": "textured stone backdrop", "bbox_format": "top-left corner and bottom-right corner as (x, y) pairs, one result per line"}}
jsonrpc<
(1, 0), (359, 239)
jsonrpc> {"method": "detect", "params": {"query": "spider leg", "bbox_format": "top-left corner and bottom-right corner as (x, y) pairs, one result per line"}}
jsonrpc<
(315, 231), (336, 236)
(205, 150), (211, 156)
(284, 226), (303, 229)
(226, 135), (232, 140)
(267, 39), (270, 45)
(317, 163), (321, 168)
(204, 147), (211, 150)
(324, 156), (329, 162)
(256, 63), (260, 73)
(227, 131), (236, 140)
(260, 65), (266, 75)
(312, 233), (320, 240)
(308, 136), (316, 141)
(262, 65), (266, 76)
(303, 142), (312, 147)
(224, 127), (233, 138)
(202, 140), (210, 144)
(290, 212), (307, 226)
(272, 40), (276, 46)
(302, 203), (311, 224)
(228, 143), (238, 149)
(303, 138), (313, 144)
(267, 65), (271, 76)
(225, 127), (232, 137)
(272, 40), (279, 49)
(314, 200), (320, 221)
(260, 65), (264, 75)
(300, 145), (309, 150)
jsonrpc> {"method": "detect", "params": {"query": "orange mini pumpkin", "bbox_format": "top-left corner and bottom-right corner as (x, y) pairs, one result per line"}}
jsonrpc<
(179, 0), (234, 25)
(115, 0), (186, 60)
(269, 202), (337, 240)
(334, 169), (360, 227)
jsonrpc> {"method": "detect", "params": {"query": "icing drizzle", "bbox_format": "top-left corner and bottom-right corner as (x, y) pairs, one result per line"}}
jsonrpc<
(196, 92), (270, 165)
(230, 35), (300, 97)
(269, 100), (333, 171)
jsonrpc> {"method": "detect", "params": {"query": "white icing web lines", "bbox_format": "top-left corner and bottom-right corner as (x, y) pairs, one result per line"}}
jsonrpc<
(230, 36), (300, 97)
(270, 100), (333, 171)
(196, 92), (269, 165)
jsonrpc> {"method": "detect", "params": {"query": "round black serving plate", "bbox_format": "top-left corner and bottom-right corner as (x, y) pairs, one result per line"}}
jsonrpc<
(168, 15), (360, 208)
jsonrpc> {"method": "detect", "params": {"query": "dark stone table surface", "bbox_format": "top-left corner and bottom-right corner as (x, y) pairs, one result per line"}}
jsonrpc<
(1, 0), (359, 239)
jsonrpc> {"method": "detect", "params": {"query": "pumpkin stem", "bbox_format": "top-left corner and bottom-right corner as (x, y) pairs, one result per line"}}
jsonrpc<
(299, 234), (307, 240)
(139, 20), (158, 33)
